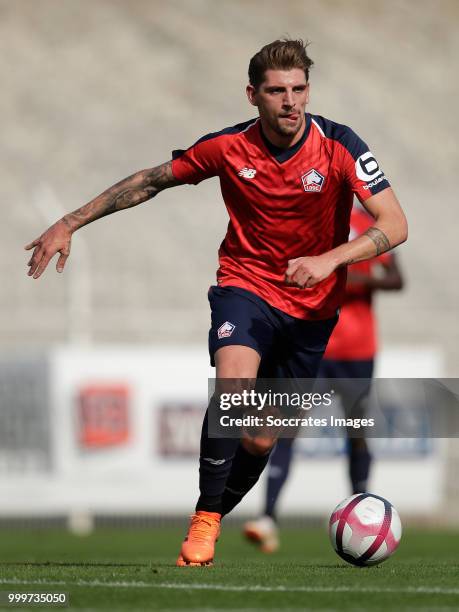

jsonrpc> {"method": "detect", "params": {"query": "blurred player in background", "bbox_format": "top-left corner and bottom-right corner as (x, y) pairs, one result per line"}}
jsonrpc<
(244, 205), (404, 553)
(25, 39), (407, 566)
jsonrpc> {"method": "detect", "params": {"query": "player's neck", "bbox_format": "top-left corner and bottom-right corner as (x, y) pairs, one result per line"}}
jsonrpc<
(260, 117), (306, 149)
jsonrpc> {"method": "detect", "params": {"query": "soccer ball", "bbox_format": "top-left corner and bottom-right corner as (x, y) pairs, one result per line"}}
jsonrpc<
(329, 493), (402, 566)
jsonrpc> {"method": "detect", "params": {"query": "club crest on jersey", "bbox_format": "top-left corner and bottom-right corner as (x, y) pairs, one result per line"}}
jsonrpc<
(301, 169), (325, 192)
(217, 321), (236, 339)
(238, 167), (256, 179)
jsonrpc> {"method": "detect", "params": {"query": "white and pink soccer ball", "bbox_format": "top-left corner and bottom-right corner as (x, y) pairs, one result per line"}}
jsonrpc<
(329, 493), (402, 566)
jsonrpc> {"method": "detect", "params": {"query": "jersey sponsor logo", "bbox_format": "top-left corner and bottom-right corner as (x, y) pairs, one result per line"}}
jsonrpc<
(302, 168), (325, 192)
(217, 321), (236, 339)
(237, 167), (257, 179)
(362, 175), (386, 190)
(356, 152), (383, 182)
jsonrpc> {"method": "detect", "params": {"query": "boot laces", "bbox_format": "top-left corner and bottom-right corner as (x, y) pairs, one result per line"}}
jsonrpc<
(189, 514), (219, 543)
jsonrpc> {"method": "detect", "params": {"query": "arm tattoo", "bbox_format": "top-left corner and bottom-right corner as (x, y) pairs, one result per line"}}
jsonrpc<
(364, 227), (391, 255)
(63, 161), (180, 231)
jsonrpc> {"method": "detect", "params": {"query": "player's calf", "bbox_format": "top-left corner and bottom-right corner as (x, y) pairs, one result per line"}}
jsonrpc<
(241, 434), (277, 456)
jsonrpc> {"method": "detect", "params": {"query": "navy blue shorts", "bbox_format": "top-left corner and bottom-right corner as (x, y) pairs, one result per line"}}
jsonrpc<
(319, 359), (374, 380)
(317, 358), (374, 419)
(208, 285), (338, 378)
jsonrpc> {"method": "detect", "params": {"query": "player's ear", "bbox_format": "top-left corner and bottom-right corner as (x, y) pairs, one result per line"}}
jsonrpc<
(305, 83), (310, 105)
(246, 84), (258, 107)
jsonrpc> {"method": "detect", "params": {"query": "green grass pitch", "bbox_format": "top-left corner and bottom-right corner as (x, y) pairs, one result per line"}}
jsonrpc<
(0, 526), (458, 611)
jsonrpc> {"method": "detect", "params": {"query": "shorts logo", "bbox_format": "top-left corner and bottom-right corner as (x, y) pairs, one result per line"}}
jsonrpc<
(217, 321), (236, 339)
(238, 167), (256, 179)
(302, 169), (325, 192)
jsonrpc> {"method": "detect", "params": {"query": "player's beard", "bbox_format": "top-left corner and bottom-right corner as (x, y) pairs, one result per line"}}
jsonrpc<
(271, 114), (304, 139)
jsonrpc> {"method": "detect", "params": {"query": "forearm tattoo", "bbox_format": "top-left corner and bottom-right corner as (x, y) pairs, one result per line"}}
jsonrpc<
(364, 227), (391, 255)
(64, 161), (179, 231)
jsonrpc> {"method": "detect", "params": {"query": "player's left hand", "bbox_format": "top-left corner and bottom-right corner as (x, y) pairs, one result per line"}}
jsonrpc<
(284, 254), (336, 289)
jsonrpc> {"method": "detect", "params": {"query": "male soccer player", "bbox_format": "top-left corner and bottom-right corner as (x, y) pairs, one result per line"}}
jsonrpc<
(243, 205), (404, 553)
(25, 39), (408, 566)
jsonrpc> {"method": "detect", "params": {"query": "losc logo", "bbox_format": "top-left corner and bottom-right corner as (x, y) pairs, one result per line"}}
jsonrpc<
(356, 151), (383, 182)
(217, 321), (236, 339)
(302, 168), (325, 192)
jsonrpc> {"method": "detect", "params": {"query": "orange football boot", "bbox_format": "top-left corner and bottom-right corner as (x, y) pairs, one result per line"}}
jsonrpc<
(176, 510), (221, 566)
(243, 515), (279, 553)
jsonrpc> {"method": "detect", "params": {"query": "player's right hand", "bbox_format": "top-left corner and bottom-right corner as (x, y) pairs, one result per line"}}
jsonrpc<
(285, 254), (336, 289)
(25, 219), (72, 279)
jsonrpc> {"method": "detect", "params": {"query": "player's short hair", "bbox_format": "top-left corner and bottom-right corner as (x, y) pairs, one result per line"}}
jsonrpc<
(248, 39), (314, 90)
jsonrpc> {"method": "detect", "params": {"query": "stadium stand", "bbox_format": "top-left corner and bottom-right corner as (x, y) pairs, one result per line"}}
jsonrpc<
(2, 0), (458, 519)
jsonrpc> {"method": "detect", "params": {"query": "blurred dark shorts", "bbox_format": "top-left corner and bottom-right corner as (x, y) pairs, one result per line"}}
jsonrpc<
(316, 358), (375, 419)
(207, 285), (338, 379)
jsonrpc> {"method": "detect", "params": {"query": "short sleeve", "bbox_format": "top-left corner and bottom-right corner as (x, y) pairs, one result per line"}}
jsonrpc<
(171, 134), (225, 185)
(338, 128), (391, 202)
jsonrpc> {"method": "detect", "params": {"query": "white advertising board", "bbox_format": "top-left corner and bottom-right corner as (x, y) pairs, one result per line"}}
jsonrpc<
(0, 346), (445, 516)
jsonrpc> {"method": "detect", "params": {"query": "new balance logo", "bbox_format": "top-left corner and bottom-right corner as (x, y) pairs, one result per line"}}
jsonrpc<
(217, 321), (236, 339)
(238, 167), (256, 179)
(203, 457), (226, 465)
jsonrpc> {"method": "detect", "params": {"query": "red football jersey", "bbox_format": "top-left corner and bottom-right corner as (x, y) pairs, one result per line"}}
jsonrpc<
(171, 114), (390, 320)
(324, 208), (392, 360)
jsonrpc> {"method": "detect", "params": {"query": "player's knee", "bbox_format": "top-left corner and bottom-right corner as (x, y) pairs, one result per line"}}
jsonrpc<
(215, 345), (260, 379)
(241, 435), (276, 456)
